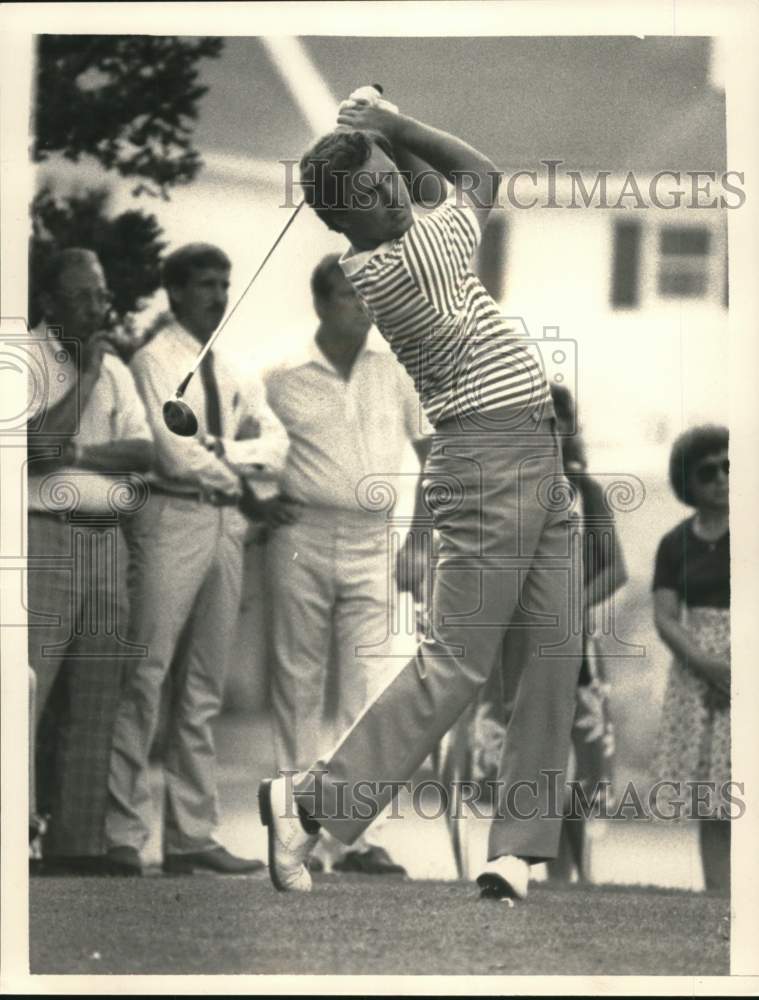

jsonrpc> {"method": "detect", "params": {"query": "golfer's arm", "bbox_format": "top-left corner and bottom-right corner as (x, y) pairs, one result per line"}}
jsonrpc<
(131, 355), (242, 494)
(393, 148), (448, 208)
(390, 115), (501, 226)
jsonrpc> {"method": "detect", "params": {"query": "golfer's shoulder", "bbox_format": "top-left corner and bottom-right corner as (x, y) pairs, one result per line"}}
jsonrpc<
(406, 196), (480, 247)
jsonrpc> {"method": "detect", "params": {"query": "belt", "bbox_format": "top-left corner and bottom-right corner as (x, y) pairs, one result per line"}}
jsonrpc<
(148, 484), (240, 508)
(434, 399), (556, 434)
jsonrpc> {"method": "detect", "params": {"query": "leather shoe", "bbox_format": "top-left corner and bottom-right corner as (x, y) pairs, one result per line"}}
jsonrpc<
(36, 853), (136, 877)
(105, 846), (143, 876)
(477, 855), (529, 901)
(332, 846), (407, 876)
(162, 845), (264, 875)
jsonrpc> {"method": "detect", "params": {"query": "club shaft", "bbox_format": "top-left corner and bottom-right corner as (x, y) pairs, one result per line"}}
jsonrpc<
(174, 199), (305, 397)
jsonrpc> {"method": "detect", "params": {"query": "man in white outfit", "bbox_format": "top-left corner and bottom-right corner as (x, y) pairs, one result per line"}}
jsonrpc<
(105, 243), (289, 875)
(265, 254), (430, 875)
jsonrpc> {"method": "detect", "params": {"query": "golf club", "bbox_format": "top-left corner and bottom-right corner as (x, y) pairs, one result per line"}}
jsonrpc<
(162, 198), (305, 436)
(162, 83), (386, 437)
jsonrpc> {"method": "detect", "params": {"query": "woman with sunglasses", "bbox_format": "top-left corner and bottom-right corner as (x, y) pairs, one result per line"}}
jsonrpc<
(652, 425), (730, 892)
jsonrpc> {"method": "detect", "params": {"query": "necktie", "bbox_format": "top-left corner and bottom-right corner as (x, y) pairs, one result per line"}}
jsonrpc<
(200, 351), (223, 437)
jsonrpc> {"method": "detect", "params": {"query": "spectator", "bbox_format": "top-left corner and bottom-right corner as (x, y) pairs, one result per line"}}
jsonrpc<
(450, 383), (628, 882)
(544, 382), (628, 882)
(104, 242), (289, 876)
(652, 425), (730, 892)
(27, 247), (155, 874)
(264, 254), (431, 875)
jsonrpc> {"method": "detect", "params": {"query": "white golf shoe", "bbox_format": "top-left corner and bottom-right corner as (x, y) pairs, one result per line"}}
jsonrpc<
(477, 855), (529, 901)
(258, 777), (319, 892)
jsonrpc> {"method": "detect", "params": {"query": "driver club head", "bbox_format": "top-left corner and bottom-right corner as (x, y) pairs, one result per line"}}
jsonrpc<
(162, 398), (198, 437)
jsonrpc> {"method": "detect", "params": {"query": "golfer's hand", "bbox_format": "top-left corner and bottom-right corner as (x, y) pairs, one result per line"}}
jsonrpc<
(337, 99), (401, 139)
(347, 86), (399, 113)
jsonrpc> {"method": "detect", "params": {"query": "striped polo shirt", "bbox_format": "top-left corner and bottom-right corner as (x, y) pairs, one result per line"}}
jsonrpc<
(340, 198), (550, 426)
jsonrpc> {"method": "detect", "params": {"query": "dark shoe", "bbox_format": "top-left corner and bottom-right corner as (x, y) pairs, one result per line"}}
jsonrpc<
(162, 845), (265, 876)
(105, 845), (143, 876)
(308, 856), (324, 873)
(477, 855), (528, 902)
(36, 855), (116, 877)
(332, 846), (407, 876)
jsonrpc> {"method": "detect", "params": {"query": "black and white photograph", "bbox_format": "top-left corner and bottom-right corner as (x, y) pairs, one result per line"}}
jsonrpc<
(1, 1), (758, 992)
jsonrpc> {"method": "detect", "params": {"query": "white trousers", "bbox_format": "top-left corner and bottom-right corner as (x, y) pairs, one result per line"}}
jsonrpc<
(106, 495), (247, 854)
(267, 507), (401, 853)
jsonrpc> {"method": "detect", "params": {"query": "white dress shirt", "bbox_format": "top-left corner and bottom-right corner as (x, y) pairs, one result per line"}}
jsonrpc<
(265, 330), (430, 512)
(131, 319), (289, 498)
(27, 326), (153, 514)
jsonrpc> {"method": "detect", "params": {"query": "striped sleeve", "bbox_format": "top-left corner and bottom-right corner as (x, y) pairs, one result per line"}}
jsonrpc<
(401, 200), (481, 315)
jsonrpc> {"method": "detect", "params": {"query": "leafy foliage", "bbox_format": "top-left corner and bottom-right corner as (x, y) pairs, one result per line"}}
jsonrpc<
(30, 185), (167, 357)
(34, 35), (224, 197)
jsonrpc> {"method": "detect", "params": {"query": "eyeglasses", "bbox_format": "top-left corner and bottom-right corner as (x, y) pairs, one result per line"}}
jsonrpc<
(694, 458), (729, 485)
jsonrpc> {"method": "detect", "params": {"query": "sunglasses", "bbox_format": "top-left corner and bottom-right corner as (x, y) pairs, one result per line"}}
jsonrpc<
(694, 458), (729, 485)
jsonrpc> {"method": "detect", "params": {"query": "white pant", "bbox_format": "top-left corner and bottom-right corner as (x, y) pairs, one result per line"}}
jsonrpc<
(267, 507), (401, 853)
(106, 495), (247, 854)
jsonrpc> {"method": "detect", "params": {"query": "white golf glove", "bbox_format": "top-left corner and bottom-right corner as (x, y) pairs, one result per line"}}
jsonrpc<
(339, 85), (399, 115)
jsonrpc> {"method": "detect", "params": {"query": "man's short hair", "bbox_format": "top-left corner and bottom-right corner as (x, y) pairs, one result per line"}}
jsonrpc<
(40, 248), (102, 297)
(161, 243), (231, 313)
(668, 424), (729, 506)
(310, 253), (344, 302)
(299, 129), (397, 232)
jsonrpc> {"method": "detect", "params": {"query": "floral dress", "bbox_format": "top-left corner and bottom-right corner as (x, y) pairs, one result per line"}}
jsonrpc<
(652, 518), (731, 816)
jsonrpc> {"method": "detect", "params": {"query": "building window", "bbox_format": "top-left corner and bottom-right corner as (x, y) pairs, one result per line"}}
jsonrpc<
(610, 220), (642, 308)
(657, 226), (711, 299)
(610, 219), (726, 309)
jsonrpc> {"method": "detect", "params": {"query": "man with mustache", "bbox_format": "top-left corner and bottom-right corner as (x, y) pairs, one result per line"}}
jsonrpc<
(105, 243), (289, 875)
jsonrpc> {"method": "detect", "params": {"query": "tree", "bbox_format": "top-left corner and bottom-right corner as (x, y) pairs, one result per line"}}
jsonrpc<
(30, 185), (167, 358)
(34, 35), (224, 198)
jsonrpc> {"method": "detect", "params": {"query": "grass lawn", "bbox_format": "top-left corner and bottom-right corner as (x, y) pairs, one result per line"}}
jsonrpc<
(29, 875), (729, 976)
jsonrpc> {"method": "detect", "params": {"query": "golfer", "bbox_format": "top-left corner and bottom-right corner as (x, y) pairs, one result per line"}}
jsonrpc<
(260, 92), (583, 901)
